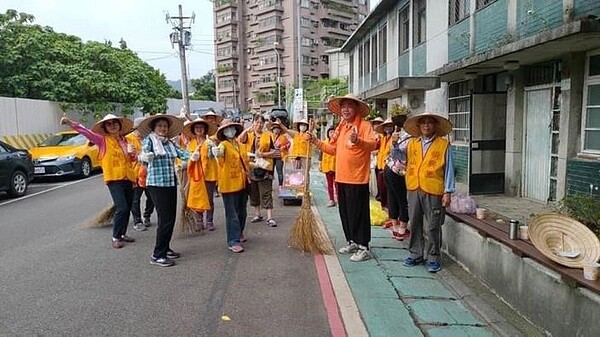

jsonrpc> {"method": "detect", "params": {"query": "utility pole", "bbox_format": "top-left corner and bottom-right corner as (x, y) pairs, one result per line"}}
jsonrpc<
(296, 0), (303, 90)
(167, 5), (195, 120)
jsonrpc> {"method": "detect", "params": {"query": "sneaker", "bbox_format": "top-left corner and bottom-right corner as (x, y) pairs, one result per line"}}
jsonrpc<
(143, 217), (151, 227)
(250, 216), (263, 223)
(167, 250), (181, 259)
(350, 249), (371, 262)
(338, 242), (359, 254)
(240, 234), (247, 243)
(150, 256), (175, 267)
(133, 222), (147, 232)
(228, 244), (244, 253)
(266, 219), (277, 227)
(120, 235), (135, 243)
(205, 222), (215, 231)
(403, 256), (425, 267)
(327, 200), (336, 207)
(111, 239), (123, 249)
(427, 261), (442, 273)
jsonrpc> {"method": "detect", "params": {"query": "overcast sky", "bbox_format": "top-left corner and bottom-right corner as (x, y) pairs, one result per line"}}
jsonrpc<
(2, 0), (378, 82)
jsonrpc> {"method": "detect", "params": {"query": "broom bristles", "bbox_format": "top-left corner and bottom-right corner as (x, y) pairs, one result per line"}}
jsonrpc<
(289, 195), (334, 255)
(81, 204), (116, 228)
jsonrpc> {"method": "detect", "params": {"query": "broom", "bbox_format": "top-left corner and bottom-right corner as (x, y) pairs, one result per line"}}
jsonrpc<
(289, 126), (334, 255)
(176, 164), (202, 235)
(81, 204), (115, 228)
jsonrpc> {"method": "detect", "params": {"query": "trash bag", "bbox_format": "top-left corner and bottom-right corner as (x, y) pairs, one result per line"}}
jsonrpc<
(370, 198), (389, 226)
(449, 193), (477, 214)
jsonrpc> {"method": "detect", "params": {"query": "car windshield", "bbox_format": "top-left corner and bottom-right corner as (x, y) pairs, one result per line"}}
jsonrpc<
(40, 133), (87, 147)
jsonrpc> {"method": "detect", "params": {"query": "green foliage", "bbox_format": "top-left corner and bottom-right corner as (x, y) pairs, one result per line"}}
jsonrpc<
(303, 78), (347, 110)
(190, 70), (216, 101)
(0, 10), (170, 118)
(556, 194), (600, 237)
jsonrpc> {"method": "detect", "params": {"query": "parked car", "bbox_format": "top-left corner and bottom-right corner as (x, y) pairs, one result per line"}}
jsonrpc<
(0, 140), (34, 197)
(29, 131), (101, 178)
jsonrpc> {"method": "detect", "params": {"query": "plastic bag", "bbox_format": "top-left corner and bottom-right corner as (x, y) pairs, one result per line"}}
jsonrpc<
(370, 199), (389, 226)
(449, 193), (477, 214)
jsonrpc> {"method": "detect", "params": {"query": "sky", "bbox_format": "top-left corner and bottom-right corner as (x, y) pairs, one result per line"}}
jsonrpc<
(2, 0), (379, 82)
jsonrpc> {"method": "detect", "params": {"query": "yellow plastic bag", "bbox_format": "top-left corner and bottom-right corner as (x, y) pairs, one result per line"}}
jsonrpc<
(370, 199), (388, 226)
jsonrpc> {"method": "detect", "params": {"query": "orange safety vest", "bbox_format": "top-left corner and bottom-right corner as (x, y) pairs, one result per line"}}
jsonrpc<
(376, 135), (392, 170)
(320, 140), (335, 173)
(216, 140), (248, 194)
(201, 139), (219, 182)
(100, 136), (136, 183)
(245, 131), (274, 171)
(186, 138), (210, 211)
(272, 132), (290, 160)
(125, 133), (142, 178)
(291, 133), (310, 158)
(405, 137), (448, 196)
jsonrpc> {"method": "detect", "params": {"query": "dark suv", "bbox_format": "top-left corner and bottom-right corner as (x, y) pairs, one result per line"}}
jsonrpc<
(0, 140), (34, 197)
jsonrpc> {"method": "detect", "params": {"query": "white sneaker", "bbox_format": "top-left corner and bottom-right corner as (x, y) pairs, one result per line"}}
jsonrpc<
(133, 222), (147, 232)
(338, 242), (358, 254)
(350, 249), (371, 262)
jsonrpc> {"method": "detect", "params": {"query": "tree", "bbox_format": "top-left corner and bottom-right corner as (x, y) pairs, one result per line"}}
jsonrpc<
(303, 78), (348, 109)
(190, 70), (216, 101)
(0, 10), (172, 118)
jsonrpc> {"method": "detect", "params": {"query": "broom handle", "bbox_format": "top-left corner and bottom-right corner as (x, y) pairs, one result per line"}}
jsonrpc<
(302, 120), (314, 196)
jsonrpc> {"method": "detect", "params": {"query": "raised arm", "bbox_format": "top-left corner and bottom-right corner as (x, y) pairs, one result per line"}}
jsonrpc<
(61, 114), (106, 152)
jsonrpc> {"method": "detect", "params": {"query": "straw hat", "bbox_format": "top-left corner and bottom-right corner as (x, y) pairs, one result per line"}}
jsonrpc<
(216, 119), (244, 141)
(528, 213), (600, 268)
(266, 121), (283, 131)
(370, 117), (384, 125)
(202, 109), (224, 124)
(182, 118), (218, 139)
(374, 117), (394, 134)
(327, 93), (370, 118)
(293, 119), (309, 130)
(403, 112), (453, 137)
(137, 113), (184, 139)
(91, 114), (134, 136)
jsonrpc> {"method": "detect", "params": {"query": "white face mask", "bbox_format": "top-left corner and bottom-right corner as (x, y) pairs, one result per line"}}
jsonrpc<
(223, 127), (236, 139)
(273, 128), (281, 134)
(384, 126), (394, 134)
(299, 125), (307, 132)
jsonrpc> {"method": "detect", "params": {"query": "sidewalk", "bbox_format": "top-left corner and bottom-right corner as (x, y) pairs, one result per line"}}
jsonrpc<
(309, 171), (542, 337)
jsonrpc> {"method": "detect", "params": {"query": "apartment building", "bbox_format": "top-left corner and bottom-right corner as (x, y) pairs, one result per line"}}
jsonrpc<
(213, 0), (370, 113)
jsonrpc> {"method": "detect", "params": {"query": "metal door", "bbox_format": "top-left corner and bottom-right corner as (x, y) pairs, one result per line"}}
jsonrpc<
(469, 93), (507, 194)
(523, 89), (552, 201)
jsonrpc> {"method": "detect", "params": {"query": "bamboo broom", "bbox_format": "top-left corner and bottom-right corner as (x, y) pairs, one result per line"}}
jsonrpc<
(176, 164), (201, 236)
(81, 204), (115, 228)
(289, 124), (333, 254)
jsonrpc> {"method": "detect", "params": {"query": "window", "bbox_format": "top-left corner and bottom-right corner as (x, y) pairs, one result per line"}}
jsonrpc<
(378, 24), (387, 66)
(476, 0), (497, 10)
(302, 37), (313, 47)
(371, 34), (378, 72)
(301, 17), (311, 27)
(398, 7), (409, 53)
(302, 55), (311, 66)
(413, 0), (426, 45)
(358, 45), (364, 77)
(364, 40), (370, 75)
(449, 0), (469, 25)
(584, 53), (600, 152)
(448, 81), (471, 143)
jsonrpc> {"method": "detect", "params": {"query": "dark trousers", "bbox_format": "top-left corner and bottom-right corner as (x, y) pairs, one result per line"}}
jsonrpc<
(222, 190), (248, 246)
(147, 186), (177, 259)
(376, 170), (387, 209)
(337, 182), (371, 248)
(274, 158), (284, 186)
(131, 187), (154, 223)
(107, 180), (134, 239)
(383, 167), (409, 222)
(407, 190), (444, 263)
(202, 180), (217, 224)
(374, 168), (381, 198)
(325, 171), (336, 201)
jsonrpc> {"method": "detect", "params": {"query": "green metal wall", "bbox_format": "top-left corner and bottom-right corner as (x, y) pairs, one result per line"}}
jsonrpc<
(399, 52), (410, 76)
(516, 0), (564, 38)
(474, 0), (509, 53)
(412, 43), (427, 75)
(573, 0), (600, 18)
(452, 145), (470, 183)
(448, 19), (471, 63)
(566, 159), (600, 196)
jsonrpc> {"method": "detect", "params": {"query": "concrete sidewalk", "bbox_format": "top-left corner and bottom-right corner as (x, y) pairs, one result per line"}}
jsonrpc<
(309, 172), (542, 337)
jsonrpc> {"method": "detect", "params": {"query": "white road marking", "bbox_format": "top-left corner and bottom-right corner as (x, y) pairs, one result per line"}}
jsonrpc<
(0, 176), (101, 207)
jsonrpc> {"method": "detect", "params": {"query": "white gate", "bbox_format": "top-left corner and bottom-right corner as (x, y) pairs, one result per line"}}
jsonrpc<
(523, 89), (552, 202)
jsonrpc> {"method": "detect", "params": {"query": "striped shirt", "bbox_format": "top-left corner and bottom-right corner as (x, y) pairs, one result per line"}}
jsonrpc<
(142, 137), (189, 187)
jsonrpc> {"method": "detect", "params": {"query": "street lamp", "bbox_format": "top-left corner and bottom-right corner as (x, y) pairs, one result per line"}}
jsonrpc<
(273, 41), (281, 107)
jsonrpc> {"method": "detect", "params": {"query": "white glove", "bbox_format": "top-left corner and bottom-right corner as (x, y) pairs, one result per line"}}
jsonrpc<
(211, 145), (224, 158)
(140, 152), (154, 163)
(191, 151), (200, 162)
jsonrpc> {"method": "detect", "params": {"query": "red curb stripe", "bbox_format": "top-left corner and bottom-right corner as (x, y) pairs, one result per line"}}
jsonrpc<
(314, 254), (347, 337)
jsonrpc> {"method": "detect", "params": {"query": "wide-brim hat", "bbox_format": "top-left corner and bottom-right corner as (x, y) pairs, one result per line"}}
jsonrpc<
(91, 114), (134, 136)
(182, 118), (218, 139)
(528, 213), (600, 268)
(327, 93), (370, 118)
(202, 110), (224, 124)
(137, 113), (184, 139)
(293, 119), (309, 130)
(374, 117), (394, 134)
(370, 117), (384, 125)
(403, 112), (453, 137)
(266, 121), (283, 131)
(216, 119), (244, 141)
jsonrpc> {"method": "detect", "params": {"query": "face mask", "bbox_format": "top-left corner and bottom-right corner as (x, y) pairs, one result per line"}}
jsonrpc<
(299, 125), (307, 132)
(223, 127), (236, 139)
(273, 128), (281, 134)
(384, 126), (394, 134)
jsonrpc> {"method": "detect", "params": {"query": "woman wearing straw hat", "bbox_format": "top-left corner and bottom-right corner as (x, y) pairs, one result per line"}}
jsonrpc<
(305, 94), (379, 262)
(211, 119), (249, 253)
(61, 113), (137, 249)
(182, 118), (219, 232)
(279, 118), (311, 161)
(138, 114), (187, 267)
(267, 121), (291, 190)
(126, 116), (155, 232)
(374, 117), (395, 211)
(319, 125), (337, 207)
(401, 113), (455, 273)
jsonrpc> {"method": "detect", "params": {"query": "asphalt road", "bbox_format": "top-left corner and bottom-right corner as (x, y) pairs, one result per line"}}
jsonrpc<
(0, 175), (331, 337)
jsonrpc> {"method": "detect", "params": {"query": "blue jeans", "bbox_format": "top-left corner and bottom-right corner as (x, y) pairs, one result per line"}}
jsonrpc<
(106, 180), (134, 239)
(222, 190), (248, 246)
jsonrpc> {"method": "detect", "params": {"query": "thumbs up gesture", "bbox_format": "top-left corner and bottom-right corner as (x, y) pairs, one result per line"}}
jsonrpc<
(60, 113), (73, 126)
(349, 126), (358, 144)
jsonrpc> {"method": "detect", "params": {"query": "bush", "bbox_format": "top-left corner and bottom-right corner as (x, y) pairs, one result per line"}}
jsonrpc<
(556, 194), (600, 237)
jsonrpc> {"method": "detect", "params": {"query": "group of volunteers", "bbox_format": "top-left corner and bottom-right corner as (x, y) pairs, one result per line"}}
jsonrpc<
(308, 94), (455, 272)
(60, 108), (315, 267)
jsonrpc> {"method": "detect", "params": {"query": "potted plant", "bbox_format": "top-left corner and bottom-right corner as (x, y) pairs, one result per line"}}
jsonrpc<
(389, 103), (410, 126)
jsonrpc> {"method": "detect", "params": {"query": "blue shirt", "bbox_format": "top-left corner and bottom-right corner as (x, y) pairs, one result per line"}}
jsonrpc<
(142, 137), (189, 187)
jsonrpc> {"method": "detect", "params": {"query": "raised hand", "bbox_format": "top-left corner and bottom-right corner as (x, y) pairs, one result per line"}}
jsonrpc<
(349, 126), (358, 144)
(60, 113), (73, 126)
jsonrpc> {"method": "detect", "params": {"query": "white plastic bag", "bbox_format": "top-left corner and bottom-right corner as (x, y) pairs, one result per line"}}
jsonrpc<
(449, 193), (477, 214)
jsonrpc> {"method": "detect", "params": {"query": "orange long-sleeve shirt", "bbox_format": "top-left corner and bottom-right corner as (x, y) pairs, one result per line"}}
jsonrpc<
(317, 117), (378, 184)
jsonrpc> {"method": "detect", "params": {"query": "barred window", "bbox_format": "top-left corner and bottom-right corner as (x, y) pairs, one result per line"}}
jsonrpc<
(413, 0), (426, 45)
(449, 0), (469, 25)
(476, 0), (496, 10)
(398, 6), (409, 53)
(448, 81), (471, 143)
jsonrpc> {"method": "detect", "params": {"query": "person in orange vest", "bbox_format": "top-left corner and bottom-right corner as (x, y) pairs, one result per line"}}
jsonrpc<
(268, 121), (291, 190)
(211, 119), (249, 253)
(61, 113), (137, 249)
(374, 117), (394, 211)
(320, 125), (337, 207)
(201, 109), (224, 199)
(182, 118), (219, 232)
(279, 118), (311, 170)
(126, 117), (155, 232)
(401, 113), (455, 273)
(304, 94), (378, 262)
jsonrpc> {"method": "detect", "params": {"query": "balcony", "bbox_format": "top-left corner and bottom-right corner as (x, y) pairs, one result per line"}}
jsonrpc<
(215, 32), (238, 45)
(257, 80), (277, 90)
(257, 22), (284, 34)
(215, 64), (238, 76)
(218, 85), (235, 93)
(213, 0), (236, 10)
(215, 51), (238, 61)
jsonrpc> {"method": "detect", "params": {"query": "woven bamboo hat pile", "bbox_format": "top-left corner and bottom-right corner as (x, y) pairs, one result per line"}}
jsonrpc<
(137, 113), (184, 138)
(528, 213), (600, 268)
(403, 112), (452, 137)
(182, 118), (218, 139)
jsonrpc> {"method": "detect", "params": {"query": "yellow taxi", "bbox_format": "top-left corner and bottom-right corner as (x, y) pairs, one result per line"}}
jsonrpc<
(29, 131), (101, 178)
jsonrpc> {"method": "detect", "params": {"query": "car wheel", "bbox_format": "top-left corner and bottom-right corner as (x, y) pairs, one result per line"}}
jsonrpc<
(8, 170), (28, 197)
(80, 157), (92, 178)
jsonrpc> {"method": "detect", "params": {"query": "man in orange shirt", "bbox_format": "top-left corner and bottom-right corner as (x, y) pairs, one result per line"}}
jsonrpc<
(306, 94), (378, 262)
